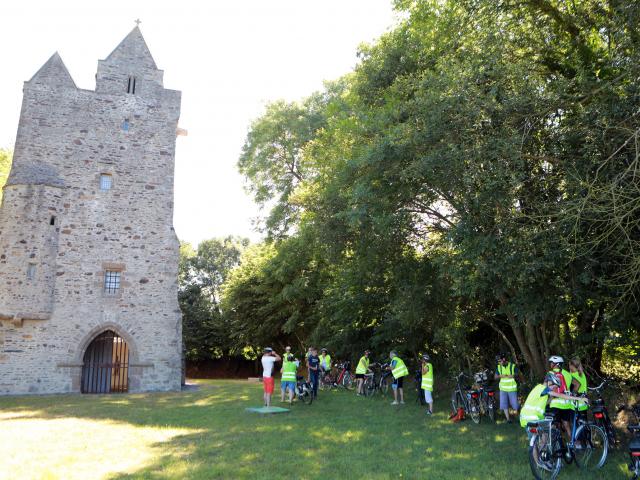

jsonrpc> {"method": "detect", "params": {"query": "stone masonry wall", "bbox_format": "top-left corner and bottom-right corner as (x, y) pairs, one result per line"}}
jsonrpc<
(0, 28), (183, 394)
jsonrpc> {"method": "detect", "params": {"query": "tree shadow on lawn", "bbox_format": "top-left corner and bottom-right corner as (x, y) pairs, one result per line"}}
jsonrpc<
(0, 380), (628, 479)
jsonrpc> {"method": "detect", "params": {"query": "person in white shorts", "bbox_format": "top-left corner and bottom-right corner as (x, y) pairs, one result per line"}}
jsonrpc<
(421, 354), (434, 415)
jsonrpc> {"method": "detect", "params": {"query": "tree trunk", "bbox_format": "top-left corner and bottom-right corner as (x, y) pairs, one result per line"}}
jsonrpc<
(480, 318), (520, 365)
(525, 320), (545, 377)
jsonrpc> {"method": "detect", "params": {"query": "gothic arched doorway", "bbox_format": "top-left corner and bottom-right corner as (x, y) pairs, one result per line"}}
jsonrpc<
(81, 330), (129, 393)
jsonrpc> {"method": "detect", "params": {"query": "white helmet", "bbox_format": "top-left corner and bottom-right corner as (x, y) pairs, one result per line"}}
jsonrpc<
(548, 355), (564, 364)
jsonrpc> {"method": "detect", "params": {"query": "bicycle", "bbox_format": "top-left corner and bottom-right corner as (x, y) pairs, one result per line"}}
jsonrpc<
(294, 375), (313, 405)
(473, 370), (496, 423)
(320, 361), (353, 390)
(451, 372), (471, 418)
(618, 402), (640, 479)
(526, 399), (608, 480)
(363, 362), (392, 397)
(588, 378), (617, 447)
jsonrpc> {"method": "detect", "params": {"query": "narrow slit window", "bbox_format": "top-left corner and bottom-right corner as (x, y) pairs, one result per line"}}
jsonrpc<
(49, 216), (56, 226)
(100, 174), (113, 191)
(122, 118), (130, 131)
(27, 263), (36, 280)
(126, 76), (136, 94)
(104, 270), (121, 294)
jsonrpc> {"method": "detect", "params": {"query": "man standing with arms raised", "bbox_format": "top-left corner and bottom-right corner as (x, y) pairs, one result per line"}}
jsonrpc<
(261, 348), (281, 407)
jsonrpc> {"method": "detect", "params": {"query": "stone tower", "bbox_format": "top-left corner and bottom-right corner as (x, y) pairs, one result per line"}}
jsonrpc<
(0, 27), (183, 394)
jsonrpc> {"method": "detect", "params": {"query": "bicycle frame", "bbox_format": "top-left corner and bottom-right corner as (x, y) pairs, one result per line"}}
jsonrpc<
(452, 373), (471, 412)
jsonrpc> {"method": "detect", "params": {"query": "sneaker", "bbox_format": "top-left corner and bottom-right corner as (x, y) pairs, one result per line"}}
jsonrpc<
(400, 401), (405, 405)
(425, 410), (432, 415)
(507, 419), (513, 424)
(391, 401), (399, 405)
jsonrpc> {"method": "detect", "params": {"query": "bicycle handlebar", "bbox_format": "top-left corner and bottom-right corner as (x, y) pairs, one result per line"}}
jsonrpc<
(587, 379), (608, 393)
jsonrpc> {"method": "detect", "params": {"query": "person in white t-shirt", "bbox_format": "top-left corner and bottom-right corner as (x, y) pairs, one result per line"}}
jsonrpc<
(261, 348), (281, 407)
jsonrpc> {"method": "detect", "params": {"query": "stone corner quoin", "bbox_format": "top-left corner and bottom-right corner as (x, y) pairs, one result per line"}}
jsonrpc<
(0, 26), (183, 395)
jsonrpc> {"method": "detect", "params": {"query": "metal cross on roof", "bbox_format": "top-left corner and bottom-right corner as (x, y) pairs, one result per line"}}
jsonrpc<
(135, 19), (142, 27)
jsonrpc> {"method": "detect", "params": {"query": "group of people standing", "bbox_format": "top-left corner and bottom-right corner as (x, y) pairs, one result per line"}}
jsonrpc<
(353, 350), (434, 413)
(260, 346), (334, 406)
(261, 344), (591, 437)
(519, 355), (590, 438)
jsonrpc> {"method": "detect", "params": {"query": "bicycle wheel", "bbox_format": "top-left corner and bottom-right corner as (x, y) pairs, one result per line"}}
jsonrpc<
(487, 399), (496, 422)
(451, 391), (463, 415)
(364, 378), (376, 397)
(469, 398), (481, 424)
(574, 423), (608, 470)
(379, 377), (391, 396)
(342, 372), (353, 390)
(299, 386), (313, 405)
(603, 417), (617, 447)
(529, 428), (562, 480)
(319, 376), (330, 391)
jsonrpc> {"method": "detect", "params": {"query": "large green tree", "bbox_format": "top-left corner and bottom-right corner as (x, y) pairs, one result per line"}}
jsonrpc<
(0, 149), (12, 205)
(223, 0), (640, 379)
(179, 236), (249, 360)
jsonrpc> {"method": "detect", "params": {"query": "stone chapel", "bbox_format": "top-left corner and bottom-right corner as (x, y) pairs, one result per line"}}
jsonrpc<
(0, 26), (183, 394)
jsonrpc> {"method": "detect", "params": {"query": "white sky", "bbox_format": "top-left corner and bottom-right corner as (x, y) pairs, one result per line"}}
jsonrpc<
(0, 0), (397, 246)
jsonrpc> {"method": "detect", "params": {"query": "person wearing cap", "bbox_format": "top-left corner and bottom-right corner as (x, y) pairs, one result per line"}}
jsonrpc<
(280, 354), (297, 405)
(520, 372), (588, 440)
(389, 350), (409, 405)
(495, 352), (519, 423)
(319, 348), (332, 374)
(421, 354), (434, 415)
(355, 350), (371, 395)
(280, 346), (294, 402)
(547, 355), (575, 438)
(261, 347), (281, 407)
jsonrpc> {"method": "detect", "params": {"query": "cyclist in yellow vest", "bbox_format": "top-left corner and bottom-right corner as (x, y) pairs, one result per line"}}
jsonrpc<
(569, 357), (588, 418)
(280, 354), (298, 405)
(495, 353), (519, 423)
(320, 348), (332, 382)
(421, 354), (434, 415)
(389, 351), (409, 405)
(547, 355), (575, 439)
(280, 346), (295, 402)
(520, 373), (588, 439)
(355, 350), (371, 396)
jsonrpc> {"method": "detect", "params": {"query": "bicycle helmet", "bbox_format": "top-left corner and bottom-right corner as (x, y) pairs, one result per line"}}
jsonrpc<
(548, 355), (564, 364)
(545, 372), (562, 388)
(422, 354), (430, 361)
(496, 352), (507, 362)
(321, 348), (327, 353)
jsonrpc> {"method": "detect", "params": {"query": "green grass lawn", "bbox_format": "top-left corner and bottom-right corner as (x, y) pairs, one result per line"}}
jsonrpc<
(0, 380), (629, 479)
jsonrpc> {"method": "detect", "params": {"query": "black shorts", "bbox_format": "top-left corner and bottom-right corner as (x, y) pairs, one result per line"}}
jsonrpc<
(392, 377), (404, 388)
(355, 373), (365, 379)
(549, 407), (574, 423)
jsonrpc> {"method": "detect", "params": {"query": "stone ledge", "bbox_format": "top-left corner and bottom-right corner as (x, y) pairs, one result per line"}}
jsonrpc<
(57, 362), (155, 368)
(0, 313), (51, 327)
